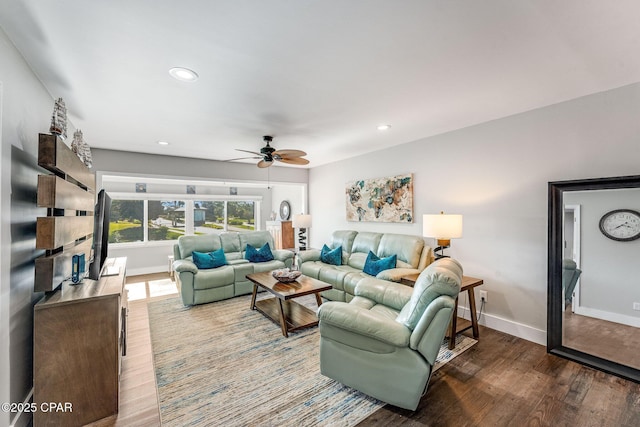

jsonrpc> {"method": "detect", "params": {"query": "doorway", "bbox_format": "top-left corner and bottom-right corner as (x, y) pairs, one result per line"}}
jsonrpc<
(563, 204), (581, 310)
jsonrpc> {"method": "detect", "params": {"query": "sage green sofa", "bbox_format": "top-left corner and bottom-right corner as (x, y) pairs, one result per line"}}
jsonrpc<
(172, 231), (294, 306)
(298, 230), (433, 302)
(317, 258), (463, 410)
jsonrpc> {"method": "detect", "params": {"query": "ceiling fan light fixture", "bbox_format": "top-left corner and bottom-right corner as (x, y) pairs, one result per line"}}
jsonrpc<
(377, 124), (392, 131)
(229, 135), (308, 168)
(169, 67), (199, 82)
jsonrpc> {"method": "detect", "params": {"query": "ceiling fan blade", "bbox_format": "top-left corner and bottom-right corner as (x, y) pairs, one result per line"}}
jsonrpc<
(224, 156), (262, 162)
(273, 149), (307, 158)
(257, 159), (273, 168)
(236, 149), (264, 156)
(278, 157), (309, 165)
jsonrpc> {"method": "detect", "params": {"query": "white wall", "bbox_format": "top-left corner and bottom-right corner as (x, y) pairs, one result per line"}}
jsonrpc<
(565, 188), (640, 325)
(308, 82), (640, 345)
(270, 184), (306, 220)
(0, 27), (60, 427)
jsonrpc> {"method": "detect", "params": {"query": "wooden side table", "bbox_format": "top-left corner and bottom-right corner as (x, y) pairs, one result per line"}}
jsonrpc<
(401, 273), (484, 349)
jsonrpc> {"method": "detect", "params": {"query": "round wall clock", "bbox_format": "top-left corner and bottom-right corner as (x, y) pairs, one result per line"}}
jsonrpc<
(279, 200), (291, 220)
(598, 209), (640, 241)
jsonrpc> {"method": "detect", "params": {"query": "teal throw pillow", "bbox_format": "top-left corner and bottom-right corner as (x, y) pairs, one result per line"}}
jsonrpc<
(320, 244), (342, 266)
(208, 248), (228, 268)
(363, 251), (397, 276)
(192, 249), (227, 269)
(245, 243), (274, 263)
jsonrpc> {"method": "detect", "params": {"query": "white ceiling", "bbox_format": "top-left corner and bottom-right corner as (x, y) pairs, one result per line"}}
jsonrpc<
(2, 0), (640, 168)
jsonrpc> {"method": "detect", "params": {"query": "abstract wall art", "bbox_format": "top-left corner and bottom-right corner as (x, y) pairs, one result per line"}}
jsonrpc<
(346, 173), (413, 222)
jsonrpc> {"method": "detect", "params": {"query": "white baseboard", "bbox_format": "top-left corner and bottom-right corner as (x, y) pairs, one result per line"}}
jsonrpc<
(10, 388), (33, 427)
(457, 305), (547, 346)
(574, 305), (640, 328)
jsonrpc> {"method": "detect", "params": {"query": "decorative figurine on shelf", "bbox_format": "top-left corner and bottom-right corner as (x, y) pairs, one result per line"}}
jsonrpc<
(71, 129), (82, 157)
(81, 141), (93, 168)
(71, 129), (93, 168)
(49, 97), (68, 140)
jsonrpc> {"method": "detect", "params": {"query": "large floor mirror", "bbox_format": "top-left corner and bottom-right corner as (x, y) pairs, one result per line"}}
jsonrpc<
(548, 175), (640, 382)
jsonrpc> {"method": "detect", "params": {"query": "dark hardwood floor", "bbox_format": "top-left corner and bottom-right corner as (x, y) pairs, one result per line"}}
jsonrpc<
(359, 326), (640, 426)
(106, 273), (640, 426)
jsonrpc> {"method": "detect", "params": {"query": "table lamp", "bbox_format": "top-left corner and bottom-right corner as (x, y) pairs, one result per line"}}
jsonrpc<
(423, 212), (463, 259)
(292, 214), (312, 251)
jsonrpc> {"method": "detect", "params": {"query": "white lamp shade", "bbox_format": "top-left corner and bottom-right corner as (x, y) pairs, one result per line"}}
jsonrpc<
(422, 213), (463, 239)
(292, 214), (312, 228)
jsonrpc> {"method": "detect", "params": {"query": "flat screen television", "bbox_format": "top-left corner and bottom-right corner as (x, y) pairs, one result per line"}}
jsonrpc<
(88, 189), (112, 280)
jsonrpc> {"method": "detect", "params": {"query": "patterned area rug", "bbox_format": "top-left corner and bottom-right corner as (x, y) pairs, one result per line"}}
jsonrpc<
(148, 295), (476, 426)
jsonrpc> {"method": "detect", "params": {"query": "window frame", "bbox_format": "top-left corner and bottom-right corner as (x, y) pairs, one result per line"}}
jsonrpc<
(108, 192), (262, 248)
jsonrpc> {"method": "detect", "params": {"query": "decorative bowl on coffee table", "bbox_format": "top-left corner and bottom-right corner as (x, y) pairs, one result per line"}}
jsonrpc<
(272, 269), (302, 283)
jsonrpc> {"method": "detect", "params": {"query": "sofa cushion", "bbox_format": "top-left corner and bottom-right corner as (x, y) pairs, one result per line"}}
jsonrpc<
(192, 249), (227, 269)
(377, 233), (424, 269)
(343, 271), (368, 296)
(220, 232), (242, 253)
(225, 252), (244, 261)
(193, 265), (235, 290)
(363, 251), (397, 276)
(177, 234), (222, 259)
(396, 258), (463, 330)
(252, 259), (286, 273)
(347, 252), (368, 270)
(321, 244), (342, 266)
(330, 230), (358, 264)
(300, 260), (324, 279)
(318, 267), (347, 291)
(239, 230), (275, 253)
(245, 243), (274, 263)
(351, 232), (383, 255)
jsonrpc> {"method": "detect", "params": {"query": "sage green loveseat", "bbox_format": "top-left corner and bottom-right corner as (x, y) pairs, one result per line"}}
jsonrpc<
(298, 230), (433, 302)
(172, 231), (294, 306)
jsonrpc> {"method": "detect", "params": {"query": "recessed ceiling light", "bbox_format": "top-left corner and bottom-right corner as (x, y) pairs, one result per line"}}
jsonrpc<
(377, 124), (391, 131)
(169, 67), (199, 82)
(157, 140), (170, 146)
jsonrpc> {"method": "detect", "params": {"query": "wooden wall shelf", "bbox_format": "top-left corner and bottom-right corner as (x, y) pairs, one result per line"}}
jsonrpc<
(37, 174), (95, 211)
(38, 133), (94, 191)
(35, 239), (93, 291)
(36, 216), (94, 250)
(35, 133), (95, 292)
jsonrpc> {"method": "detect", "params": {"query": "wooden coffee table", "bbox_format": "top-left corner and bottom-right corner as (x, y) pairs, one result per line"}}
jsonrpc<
(247, 271), (332, 337)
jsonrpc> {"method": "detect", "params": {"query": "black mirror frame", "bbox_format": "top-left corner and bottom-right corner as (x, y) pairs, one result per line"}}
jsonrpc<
(548, 174), (640, 383)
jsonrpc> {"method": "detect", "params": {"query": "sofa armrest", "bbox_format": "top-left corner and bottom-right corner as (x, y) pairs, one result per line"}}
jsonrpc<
(410, 295), (456, 365)
(273, 249), (294, 263)
(376, 268), (421, 282)
(173, 259), (198, 274)
(318, 301), (410, 348)
(354, 278), (413, 312)
(298, 249), (321, 264)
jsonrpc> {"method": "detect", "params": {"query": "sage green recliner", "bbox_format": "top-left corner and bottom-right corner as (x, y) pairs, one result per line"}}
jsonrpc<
(317, 258), (463, 410)
(562, 258), (582, 306)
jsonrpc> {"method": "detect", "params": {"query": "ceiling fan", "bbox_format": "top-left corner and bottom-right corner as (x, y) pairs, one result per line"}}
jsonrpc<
(227, 135), (309, 168)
